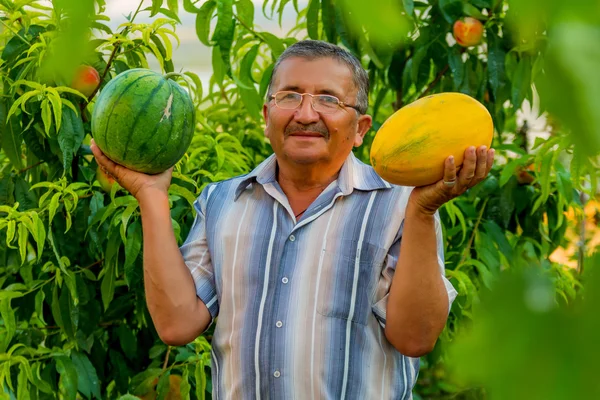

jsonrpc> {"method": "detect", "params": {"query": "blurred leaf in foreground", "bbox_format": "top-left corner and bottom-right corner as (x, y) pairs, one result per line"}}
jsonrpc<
(448, 255), (600, 400)
(506, 0), (600, 157)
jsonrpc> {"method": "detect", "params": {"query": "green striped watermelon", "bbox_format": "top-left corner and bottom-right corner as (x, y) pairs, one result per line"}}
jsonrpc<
(91, 68), (195, 174)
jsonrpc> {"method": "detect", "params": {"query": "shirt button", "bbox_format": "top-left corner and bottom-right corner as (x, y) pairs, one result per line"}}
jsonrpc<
(274, 371), (281, 378)
(289, 235), (295, 242)
(276, 321), (283, 328)
(282, 277), (289, 284)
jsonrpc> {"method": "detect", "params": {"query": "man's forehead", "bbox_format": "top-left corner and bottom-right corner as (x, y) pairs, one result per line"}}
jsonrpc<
(272, 56), (356, 95)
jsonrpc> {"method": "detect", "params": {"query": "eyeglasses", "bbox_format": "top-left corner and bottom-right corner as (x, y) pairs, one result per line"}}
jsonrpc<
(270, 91), (361, 114)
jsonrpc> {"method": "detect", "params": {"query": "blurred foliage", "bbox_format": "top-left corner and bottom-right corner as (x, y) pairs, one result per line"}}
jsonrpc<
(448, 254), (600, 400)
(0, 0), (598, 399)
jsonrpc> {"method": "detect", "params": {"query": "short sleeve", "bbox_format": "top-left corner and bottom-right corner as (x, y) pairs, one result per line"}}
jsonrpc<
(180, 187), (219, 320)
(371, 211), (458, 328)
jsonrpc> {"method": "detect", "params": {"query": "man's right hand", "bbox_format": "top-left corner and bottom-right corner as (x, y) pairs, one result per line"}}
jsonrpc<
(90, 139), (173, 200)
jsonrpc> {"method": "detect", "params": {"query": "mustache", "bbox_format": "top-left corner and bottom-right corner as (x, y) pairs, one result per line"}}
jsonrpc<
(285, 124), (329, 139)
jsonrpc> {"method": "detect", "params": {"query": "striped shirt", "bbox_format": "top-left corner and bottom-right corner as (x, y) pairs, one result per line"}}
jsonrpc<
(180, 152), (457, 399)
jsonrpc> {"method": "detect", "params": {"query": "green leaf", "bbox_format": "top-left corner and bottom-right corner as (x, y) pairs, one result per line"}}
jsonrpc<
(63, 269), (79, 306)
(167, 0), (178, 15)
(150, 0), (163, 16)
(195, 361), (206, 400)
(32, 212), (46, 260)
(117, 325), (138, 361)
(157, 371), (171, 399)
(259, 63), (274, 98)
(403, 0), (414, 16)
(0, 99), (24, 169)
(196, 0), (216, 46)
(239, 44), (259, 85)
(17, 222), (28, 264)
(51, 283), (65, 332)
(6, 219), (16, 248)
(262, 32), (285, 59)
(438, 0), (463, 24)
(183, 0), (200, 13)
(307, 0), (320, 40)
(59, 284), (78, 340)
(15, 175), (38, 212)
(448, 46), (464, 89)
(462, 3), (486, 19)
(510, 55), (531, 108)
(211, 45), (226, 88)
(555, 162), (573, 204)
(235, 0), (254, 26)
(101, 259), (116, 311)
(31, 362), (53, 394)
(0, 299), (16, 352)
(130, 368), (162, 396)
(17, 363), (30, 400)
(35, 290), (46, 324)
(213, 0), (235, 75)
(41, 98), (52, 136)
(71, 351), (101, 400)
(321, 0), (337, 43)
(57, 105), (84, 173)
(47, 92), (63, 133)
(181, 369), (192, 399)
(488, 31), (506, 99)
(48, 192), (62, 227)
(483, 220), (514, 264)
(120, 199), (139, 243)
(0, 174), (15, 206)
(124, 220), (142, 287)
(335, 4), (359, 54)
(55, 356), (78, 400)
(536, 22), (600, 157)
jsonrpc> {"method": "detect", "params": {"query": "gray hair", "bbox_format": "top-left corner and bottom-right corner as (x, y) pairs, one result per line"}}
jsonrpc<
(266, 40), (369, 114)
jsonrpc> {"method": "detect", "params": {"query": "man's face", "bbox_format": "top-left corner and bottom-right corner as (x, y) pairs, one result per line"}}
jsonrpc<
(262, 57), (372, 167)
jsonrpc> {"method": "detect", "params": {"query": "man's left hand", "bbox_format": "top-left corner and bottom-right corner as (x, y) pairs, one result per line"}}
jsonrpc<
(409, 145), (495, 216)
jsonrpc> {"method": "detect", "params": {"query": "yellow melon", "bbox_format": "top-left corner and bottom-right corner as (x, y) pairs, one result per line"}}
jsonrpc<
(370, 92), (494, 187)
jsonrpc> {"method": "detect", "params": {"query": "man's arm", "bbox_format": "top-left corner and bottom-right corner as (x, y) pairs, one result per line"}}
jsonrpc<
(139, 189), (212, 346)
(384, 204), (448, 357)
(90, 140), (211, 346)
(384, 145), (494, 357)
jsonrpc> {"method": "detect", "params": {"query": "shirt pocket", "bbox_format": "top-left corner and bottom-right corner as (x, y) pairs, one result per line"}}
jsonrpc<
(316, 240), (387, 326)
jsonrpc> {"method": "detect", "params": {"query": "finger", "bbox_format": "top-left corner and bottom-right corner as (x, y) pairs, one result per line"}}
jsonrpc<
(90, 139), (122, 178)
(472, 145), (489, 183)
(457, 146), (477, 188)
(440, 155), (458, 191)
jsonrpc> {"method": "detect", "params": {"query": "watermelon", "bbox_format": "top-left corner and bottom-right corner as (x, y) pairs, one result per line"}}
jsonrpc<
(91, 68), (195, 174)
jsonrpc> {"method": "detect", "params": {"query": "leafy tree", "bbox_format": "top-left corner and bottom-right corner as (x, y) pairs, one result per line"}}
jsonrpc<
(0, 0), (597, 399)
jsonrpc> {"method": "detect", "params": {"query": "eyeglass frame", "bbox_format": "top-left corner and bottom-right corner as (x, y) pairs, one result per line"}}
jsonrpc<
(269, 90), (362, 114)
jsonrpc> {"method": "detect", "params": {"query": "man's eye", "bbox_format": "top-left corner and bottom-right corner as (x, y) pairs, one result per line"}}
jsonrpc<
(318, 95), (339, 105)
(279, 93), (299, 101)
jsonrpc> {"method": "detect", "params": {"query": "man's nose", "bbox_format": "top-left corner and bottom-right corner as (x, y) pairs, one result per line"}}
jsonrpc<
(293, 95), (320, 124)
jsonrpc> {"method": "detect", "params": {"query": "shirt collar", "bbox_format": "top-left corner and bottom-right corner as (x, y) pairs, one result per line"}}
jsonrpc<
(234, 152), (391, 200)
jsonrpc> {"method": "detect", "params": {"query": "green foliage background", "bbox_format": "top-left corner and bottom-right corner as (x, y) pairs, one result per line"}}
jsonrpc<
(0, 0), (598, 399)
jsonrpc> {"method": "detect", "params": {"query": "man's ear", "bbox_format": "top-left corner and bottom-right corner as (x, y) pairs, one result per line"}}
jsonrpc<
(353, 114), (373, 147)
(262, 103), (270, 139)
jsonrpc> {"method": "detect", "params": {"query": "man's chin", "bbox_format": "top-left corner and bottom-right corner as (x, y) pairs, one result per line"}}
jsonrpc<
(283, 149), (325, 165)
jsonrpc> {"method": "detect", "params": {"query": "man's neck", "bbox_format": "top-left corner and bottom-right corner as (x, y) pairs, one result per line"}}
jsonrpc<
(275, 159), (343, 217)
(276, 160), (340, 193)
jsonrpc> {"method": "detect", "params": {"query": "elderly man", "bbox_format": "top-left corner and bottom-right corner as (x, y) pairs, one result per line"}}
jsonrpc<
(92, 40), (494, 399)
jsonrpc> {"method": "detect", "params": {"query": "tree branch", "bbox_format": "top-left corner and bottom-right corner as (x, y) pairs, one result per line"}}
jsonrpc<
(419, 64), (449, 99)
(18, 161), (44, 174)
(163, 347), (172, 370)
(459, 197), (489, 266)
(85, 0), (146, 104)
